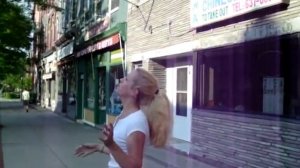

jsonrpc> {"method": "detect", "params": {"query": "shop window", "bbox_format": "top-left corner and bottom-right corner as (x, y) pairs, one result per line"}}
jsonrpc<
(58, 69), (63, 94)
(51, 79), (56, 100)
(195, 45), (282, 115)
(86, 62), (95, 109)
(98, 68), (106, 109)
(68, 65), (76, 105)
(109, 65), (124, 115)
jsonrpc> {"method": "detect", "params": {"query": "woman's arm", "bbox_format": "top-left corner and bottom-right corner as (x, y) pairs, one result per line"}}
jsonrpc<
(100, 144), (110, 154)
(74, 143), (110, 157)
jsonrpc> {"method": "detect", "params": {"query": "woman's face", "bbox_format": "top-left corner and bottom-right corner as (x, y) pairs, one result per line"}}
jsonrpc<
(116, 70), (138, 97)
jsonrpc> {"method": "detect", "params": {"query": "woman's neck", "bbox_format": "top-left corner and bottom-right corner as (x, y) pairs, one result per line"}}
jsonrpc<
(120, 98), (139, 117)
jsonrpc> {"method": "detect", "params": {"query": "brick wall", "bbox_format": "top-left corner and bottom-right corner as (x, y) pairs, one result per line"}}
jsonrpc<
(127, 2), (300, 167)
(127, 0), (300, 59)
(147, 59), (166, 91)
(127, 0), (193, 58)
(192, 110), (300, 168)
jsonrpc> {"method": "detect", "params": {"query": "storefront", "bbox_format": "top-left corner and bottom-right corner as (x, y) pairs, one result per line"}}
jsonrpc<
(188, 0), (300, 167)
(193, 33), (300, 117)
(57, 41), (76, 119)
(191, 14), (300, 118)
(75, 23), (126, 126)
(41, 51), (57, 110)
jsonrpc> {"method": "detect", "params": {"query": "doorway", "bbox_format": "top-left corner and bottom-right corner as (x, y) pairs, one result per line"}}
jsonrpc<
(167, 65), (193, 142)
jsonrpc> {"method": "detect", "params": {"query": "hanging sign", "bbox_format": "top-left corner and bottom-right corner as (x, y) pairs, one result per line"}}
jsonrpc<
(190, 0), (290, 28)
(42, 72), (54, 80)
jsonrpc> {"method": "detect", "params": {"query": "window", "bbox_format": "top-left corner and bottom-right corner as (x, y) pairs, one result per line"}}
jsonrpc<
(84, 0), (92, 21)
(176, 68), (188, 116)
(68, 65), (76, 105)
(76, 0), (84, 17)
(110, 0), (119, 12)
(132, 61), (143, 69)
(58, 69), (63, 94)
(108, 65), (124, 114)
(51, 79), (56, 100)
(86, 62), (95, 109)
(96, 0), (108, 18)
(195, 43), (281, 115)
(98, 68), (106, 109)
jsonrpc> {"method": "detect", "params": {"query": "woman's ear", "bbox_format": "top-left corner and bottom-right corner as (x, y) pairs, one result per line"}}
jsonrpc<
(131, 86), (139, 99)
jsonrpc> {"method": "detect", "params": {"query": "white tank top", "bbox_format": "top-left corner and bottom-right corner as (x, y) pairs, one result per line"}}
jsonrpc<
(108, 110), (149, 168)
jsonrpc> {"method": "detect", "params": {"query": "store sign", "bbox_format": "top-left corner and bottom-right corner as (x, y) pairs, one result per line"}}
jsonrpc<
(84, 16), (110, 41)
(195, 17), (299, 49)
(58, 41), (74, 60)
(77, 34), (120, 57)
(42, 72), (53, 80)
(190, 0), (290, 28)
(111, 49), (123, 63)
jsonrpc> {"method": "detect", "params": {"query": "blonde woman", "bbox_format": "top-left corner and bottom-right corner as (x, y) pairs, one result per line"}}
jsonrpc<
(75, 68), (172, 168)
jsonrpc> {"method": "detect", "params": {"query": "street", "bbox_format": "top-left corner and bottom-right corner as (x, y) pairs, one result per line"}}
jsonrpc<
(0, 99), (214, 168)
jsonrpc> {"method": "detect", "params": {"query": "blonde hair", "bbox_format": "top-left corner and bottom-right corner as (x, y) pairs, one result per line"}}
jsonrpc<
(133, 68), (172, 148)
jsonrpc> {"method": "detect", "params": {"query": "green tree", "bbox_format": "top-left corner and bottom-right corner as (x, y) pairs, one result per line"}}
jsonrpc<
(1, 74), (21, 92)
(0, 74), (32, 90)
(22, 76), (32, 90)
(0, 0), (32, 81)
(1, 74), (32, 98)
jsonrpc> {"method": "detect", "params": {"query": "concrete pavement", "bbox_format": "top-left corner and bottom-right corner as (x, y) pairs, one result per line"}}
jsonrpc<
(0, 100), (215, 168)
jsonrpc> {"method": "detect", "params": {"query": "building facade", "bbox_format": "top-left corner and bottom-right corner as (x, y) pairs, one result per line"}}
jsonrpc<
(54, 0), (76, 119)
(32, 0), (127, 124)
(74, 0), (127, 126)
(127, 0), (300, 167)
(32, 0), (62, 111)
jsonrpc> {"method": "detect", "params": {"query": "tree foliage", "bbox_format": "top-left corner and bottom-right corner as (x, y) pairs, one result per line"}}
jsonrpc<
(1, 74), (32, 91)
(1, 74), (21, 92)
(0, 0), (32, 80)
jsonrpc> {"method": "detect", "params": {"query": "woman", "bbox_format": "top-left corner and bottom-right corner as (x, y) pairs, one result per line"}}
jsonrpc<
(75, 68), (172, 168)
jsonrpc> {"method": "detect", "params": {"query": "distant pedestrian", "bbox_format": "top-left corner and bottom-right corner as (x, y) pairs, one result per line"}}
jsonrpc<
(22, 89), (30, 112)
(75, 68), (172, 168)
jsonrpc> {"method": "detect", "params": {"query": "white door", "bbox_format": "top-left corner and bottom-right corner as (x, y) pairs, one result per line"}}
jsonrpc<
(167, 66), (193, 142)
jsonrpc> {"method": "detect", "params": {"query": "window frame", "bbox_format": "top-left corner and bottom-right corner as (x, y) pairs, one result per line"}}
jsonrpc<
(110, 0), (120, 14)
(193, 41), (285, 116)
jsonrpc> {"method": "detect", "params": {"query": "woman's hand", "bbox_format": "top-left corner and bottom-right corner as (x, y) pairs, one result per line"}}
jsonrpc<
(74, 143), (102, 157)
(99, 123), (115, 147)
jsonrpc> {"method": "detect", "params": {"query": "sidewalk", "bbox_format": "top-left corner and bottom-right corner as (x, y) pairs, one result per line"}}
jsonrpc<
(32, 104), (217, 168)
(0, 98), (22, 109)
(0, 102), (215, 168)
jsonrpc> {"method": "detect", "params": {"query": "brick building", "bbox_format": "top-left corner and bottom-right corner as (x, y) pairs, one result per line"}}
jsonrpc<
(126, 0), (300, 167)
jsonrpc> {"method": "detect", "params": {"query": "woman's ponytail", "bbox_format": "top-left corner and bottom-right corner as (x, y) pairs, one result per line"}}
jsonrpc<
(133, 68), (172, 148)
(143, 92), (172, 147)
